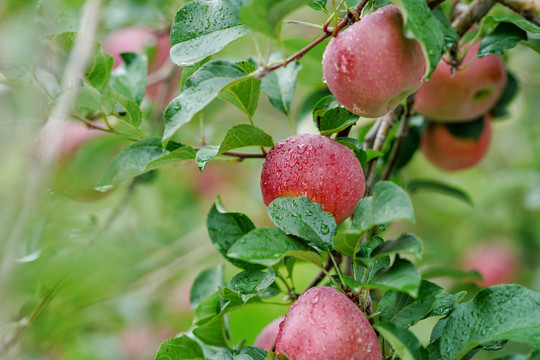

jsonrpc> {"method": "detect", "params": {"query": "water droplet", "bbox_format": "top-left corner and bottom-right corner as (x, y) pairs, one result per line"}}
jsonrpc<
(320, 224), (329, 235)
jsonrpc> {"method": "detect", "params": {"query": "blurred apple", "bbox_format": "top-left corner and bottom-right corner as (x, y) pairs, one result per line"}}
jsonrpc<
(254, 317), (284, 351)
(462, 243), (518, 287)
(120, 326), (174, 360)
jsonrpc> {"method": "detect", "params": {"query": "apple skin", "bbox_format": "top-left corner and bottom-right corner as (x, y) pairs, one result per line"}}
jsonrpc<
(253, 317), (284, 352)
(421, 115), (491, 172)
(275, 286), (381, 360)
(260, 134), (365, 224)
(322, 5), (426, 118)
(414, 43), (506, 122)
(462, 243), (518, 287)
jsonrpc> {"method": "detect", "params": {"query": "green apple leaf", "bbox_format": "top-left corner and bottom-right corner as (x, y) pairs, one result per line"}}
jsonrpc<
(332, 230), (364, 257)
(75, 85), (104, 115)
(260, 55), (302, 115)
(268, 197), (337, 251)
(432, 7), (460, 45)
(369, 258), (421, 297)
(370, 233), (423, 260)
(479, 22), (528, 57)
(405, 179), (473, 206)
(207, 203), (260, 270)
(228, 269), (275, 302)
(170, 0), (251, 66)
(95, 138), (195, 192)
(227, 227), (322, 267)
(421, 266), (482, 281)
(190, 267), (226, 311)
(219, 61), (261, 120)
(352, 181), (415, 233)
(163, 60), (255, 144)
(390, 0), (445, 78)
(309, 0), (327, 12)
(193, 313), (229, 347)
(154, 335), (205, 360)
(491, 70), (519, 119)
(195, 124), (273, 170)
(109, 52), (147, 104)
(239, 0), (312, 38)
(374, 322), (427, 360)
(312, 95), (358, 135)
(432, 285), (540, 360)
(104, 91), (142, 128)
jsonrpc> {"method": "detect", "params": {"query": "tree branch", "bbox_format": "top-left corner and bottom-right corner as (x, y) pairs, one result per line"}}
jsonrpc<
(451, 0), (496, 36)
(495, 0), (540, 26)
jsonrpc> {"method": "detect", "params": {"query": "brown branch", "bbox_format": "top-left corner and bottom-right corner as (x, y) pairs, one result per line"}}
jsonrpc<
(495, 0), (540, 26)
(451, 0), (496, 37)
(147, 61), (177, 87)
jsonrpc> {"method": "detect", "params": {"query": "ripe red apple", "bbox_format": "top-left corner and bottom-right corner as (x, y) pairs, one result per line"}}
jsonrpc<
(421, 115), (491, 171)
(322, 5), (426, 118)
(253, 317), (284, 351)
(415, 43), (507, 122)
(275, 286), (381, 360)
(260, 134), (365, 224)
(103, 26), (178, 101)
(462, 243), (518, 287)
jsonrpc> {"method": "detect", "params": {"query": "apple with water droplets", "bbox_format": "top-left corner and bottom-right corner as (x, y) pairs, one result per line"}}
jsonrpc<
(421, 115), (491, 171)
(253, 317), (284, 351)
(275, 286), (381, 360)
(415, 42), (506, 122)
(260, 134), (365, 224)
(322, 5), (426, 118)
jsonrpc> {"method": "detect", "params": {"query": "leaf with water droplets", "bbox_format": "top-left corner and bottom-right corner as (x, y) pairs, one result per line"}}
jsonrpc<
(268, 196), (337, 251)
(431, 285), (540, 360)
(352, 181), (415, 234)
(219, 61), (261, 119)
(96, 138), (196, 192)
(163, 60), (254, 144)
(195, 124), (273, 170)
(190, 266), (226, 311)
(170, 0), (251, 66)
(260, 54), (302, 115)
(312, 95), (358, 135)
(227, 227), (322, 267)
(228, 269), (275, 302)
(374, 322), (427, 360)
(370, 233), (423, 260)
(368, 258), (421, 297)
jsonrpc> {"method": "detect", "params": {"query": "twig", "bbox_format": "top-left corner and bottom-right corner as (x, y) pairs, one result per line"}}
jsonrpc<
(193, 147), (267, 159)
(494, 0), (540, 26)
(451, 0), (496, 37)
(303, 253), (334, 292)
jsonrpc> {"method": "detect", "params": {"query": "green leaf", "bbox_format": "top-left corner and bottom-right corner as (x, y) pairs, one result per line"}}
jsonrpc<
(195, 124), (273, 170)
(352, 181), (415, 233)
(193, 313), (229, 347)
(109, 52), (148, 104)
(228, 269), (275, 302)
(260, 55), (302, 115)
(405, 179), (473, 206)
(491, 70), (519, 119)
(481, 15), (540, 36)
(239, 0), (311, 38)
(206, 203), (260, 270)
(332, 230), (364, 257)
(96, 138), (196, 192)
(390, 0), (445, 77)
(478, 22), (528, 57)
(105, 91), (142, 128)
(219, 61), (261, 119)
(379, 280), (464, 327)
(163, 60), (252, 144)
(181, 58), (210, 91)
(154, 335), (205, 360)
(312, 95), (358, 135)
(434, 285), (540, 360)
(227, 227), (322, 267)
(170, 0), (251, 66)
(370, 258), (421, 297)
(309, 0), (327, 12)
(421, 266), (482, 281)
(268, 197), (337, 251)
(374, 322), (427, 360)
(190, 267), (226, 310)
(432, 7), (459, 45)
(370, 233), (423, 260)
(75, 85), (104, 115)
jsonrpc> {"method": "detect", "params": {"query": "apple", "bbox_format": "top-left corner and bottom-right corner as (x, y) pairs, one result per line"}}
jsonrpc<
(103, 26), (178, 101)
(322, 5), (426, 118)
(260, 134), (365, 224)
(253, 317), (284, 351)
(414, 42), (507, 122)
(462, 243), (518, 287)
(275, 286), (381, 360)
(421, 115), (491, 171)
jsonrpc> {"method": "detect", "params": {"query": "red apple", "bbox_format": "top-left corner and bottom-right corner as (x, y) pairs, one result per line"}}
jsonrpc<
(275, 286), (381, 360)
(260, 134), (365, 224)
(462, 243), (518, 287)
(322, 5), (426, 118)
(421, 115), (491, 171)
(254, 317), (284, 351)
(415, 43), (507, 122)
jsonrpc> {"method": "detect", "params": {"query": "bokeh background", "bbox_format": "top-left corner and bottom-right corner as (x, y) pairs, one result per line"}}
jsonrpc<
(0, 0), (539, 359)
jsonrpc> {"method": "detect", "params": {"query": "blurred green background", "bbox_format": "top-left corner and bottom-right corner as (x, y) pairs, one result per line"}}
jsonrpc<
(0, 0), (539, 359)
